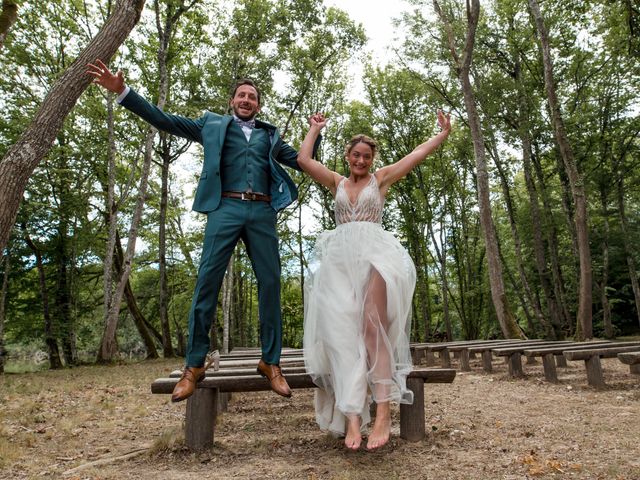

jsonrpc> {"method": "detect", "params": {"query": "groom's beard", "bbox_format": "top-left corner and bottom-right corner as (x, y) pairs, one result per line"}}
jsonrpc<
(232, 104), (258, 120)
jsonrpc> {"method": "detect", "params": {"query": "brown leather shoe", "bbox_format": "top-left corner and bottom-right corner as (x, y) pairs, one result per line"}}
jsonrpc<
(257, 359), (292, 398)
(171, 366), (205, 403)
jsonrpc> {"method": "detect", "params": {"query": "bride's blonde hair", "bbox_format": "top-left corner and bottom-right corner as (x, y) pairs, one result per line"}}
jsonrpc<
(345, 134), (377, 158)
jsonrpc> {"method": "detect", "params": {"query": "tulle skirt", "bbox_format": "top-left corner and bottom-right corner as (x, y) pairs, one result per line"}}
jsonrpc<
(303, 221), (416, 435)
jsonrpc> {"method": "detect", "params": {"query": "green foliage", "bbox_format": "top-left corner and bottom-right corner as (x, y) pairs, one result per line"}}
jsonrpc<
(2, 0), (640, 370)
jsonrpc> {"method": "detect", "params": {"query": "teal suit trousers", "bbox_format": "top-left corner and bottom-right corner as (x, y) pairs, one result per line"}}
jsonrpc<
(186, 197), (281, 367)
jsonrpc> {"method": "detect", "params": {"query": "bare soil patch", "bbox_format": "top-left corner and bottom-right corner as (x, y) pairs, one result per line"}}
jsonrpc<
(1, 356), (639, 479)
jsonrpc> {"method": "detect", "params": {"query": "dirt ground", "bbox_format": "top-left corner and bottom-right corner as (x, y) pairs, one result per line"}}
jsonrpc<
(1, 354), (639, 480)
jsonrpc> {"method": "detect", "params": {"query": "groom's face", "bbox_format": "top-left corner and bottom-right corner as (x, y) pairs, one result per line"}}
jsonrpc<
(230, 85), (261, 120)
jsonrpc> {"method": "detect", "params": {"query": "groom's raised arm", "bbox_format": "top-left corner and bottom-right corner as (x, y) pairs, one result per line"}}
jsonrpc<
(87, 59), (204, 144)
(119, 88), (205, 144)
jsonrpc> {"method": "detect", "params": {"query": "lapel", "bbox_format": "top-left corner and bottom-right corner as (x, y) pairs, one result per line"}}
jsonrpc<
(218, 115), (233, 149)
(255, 118), (277, 153)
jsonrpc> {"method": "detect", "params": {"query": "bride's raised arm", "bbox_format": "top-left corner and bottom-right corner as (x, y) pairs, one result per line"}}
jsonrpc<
(298, 114), (343, 195)
(376, 110), (451, 191)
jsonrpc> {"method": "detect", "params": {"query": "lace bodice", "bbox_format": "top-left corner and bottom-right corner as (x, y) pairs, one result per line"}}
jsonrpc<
(335, 175), (384, 225)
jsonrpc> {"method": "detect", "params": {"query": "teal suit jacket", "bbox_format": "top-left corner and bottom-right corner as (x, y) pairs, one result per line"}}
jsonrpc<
(121, 88), (309, 212)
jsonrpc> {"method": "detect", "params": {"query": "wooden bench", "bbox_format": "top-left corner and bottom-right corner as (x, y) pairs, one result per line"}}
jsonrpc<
(446, 340), (548, 372)
(411, 340), (513, 366)
(214, 356), (305, 369)
(617, 351), (640, 375)
(563, 343), (640, 388)
(466, 340), (567, 374)
(491, 341), (575, 377)
(152, 368), (456, 450)
(522, 342), (613, 382)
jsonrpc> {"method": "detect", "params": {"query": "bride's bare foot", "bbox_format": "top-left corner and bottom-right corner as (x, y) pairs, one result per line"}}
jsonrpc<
(367, 402), (391, 450)
(344, 415), (362, 450)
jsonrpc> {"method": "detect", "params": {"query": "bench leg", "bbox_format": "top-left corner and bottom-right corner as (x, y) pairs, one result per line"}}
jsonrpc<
(218, 392), (231, 412)
(425, 350), (436, 366)
(555, 354), (567, 368)
(441, 349), (451, 368)
(460, 350), (471, 372)
(185, 387), (218, 450)
(508, 353), (524, 378)
(630, 364), (640, 375)
(400, 377), (425, 442)
(584, 356), (606, 389)
(482, 351), (493, 373)
(541, 354), (558, 383)
(412, 349), (423, 365)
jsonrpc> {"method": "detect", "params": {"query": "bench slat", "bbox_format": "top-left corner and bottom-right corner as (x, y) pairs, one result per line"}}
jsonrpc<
(152, 369), (456, 395)
(169, 366), (308, 378)
(617, 351), (640, 365)
(492, 341), (574, 356)
(563, 343), (640, 361)
(523, 341), (613, 356)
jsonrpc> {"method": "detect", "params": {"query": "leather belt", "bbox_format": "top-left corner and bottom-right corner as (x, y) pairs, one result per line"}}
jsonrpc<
(222, 191), (272, 202)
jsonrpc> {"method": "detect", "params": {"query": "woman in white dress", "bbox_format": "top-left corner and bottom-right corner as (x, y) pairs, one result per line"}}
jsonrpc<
(299, 111), (451, 450)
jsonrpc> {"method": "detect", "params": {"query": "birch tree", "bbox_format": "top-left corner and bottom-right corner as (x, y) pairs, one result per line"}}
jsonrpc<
(433, 0), (523, 338)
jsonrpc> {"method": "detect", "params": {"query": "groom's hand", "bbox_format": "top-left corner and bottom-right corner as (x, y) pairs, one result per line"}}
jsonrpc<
(86, 59), (126, 95)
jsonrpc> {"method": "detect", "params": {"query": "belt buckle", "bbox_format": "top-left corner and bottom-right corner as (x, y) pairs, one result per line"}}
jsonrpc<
(241, 192), (257, 201)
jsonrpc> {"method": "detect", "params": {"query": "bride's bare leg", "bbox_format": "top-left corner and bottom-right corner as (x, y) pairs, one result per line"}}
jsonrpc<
(363, 269), (392, 450)
(345, 415), (362, 450)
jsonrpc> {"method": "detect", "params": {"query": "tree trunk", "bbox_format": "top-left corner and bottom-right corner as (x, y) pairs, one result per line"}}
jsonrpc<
(0, 250), (10, 374)
(0, 0), (146, 263)
(598, 187), (613, 338)
(153, 0), (199, 357)
(489, 140), (546, 338)
(298, 200), (305, 307)
(617, 176), (640, 329)
(22, 226), (63, 369)
(531, 143), (573, 334)
(114, 230), (160, 358)
(0, 0), (19, 50)
(434, 0), (522, 339)
(97, 130), (155, 363)
(104, 93), (118, 346)
(438, 198), (452, 341)
(512, 46), (563, 339)
(529, 0), (593, 339)
(158, 146), (174, 357)
(53, 133), (77, 366)
(222, 254), (234, 354)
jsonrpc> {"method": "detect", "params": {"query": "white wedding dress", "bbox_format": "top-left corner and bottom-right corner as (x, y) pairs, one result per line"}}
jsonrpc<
(303, 174), (416, 435)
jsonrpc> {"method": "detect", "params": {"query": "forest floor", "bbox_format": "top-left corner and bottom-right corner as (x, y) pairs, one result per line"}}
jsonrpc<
(1, 352), (639, 480)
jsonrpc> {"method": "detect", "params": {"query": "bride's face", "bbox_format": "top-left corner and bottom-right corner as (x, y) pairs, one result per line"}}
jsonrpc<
(346, 143), (373, 176)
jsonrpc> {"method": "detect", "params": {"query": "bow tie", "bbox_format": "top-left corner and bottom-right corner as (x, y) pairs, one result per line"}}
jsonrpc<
(235, 118), (256, 129)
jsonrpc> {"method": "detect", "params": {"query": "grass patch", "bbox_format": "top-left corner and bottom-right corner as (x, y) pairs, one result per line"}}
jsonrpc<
(148, 427), (185, 454)
(0, 436), (22, 468)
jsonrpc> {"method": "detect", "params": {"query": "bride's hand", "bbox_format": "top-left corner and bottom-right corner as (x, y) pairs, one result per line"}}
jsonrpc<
(308, 113), (327, 130)
(437, 109), (451, 133)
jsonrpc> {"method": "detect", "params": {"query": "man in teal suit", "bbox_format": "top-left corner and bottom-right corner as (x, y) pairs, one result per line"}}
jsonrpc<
(88, 59), (316, 401)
